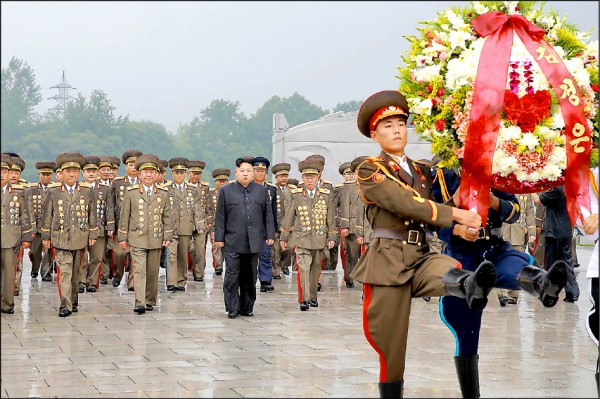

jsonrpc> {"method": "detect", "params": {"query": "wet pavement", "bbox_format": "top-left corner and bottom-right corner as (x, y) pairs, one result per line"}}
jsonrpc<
(1, 244), (597, 398)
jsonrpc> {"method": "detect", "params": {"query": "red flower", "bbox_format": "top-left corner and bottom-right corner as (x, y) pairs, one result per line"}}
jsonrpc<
(437, 88), (445, 97)
(520, 94), (536, 113)
(592, 84), (599, 93)
(435, 119), (445, 131)
(518, 112), (538, 132)
(427, 85), (433, 93)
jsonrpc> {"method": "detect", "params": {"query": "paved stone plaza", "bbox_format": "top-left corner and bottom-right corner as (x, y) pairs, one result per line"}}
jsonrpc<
(1, 244), (597, 398)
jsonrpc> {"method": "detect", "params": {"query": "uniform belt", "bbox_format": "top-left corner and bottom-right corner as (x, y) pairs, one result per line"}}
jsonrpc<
(477, 226), (503, 240)
(372, 227), (426, 245)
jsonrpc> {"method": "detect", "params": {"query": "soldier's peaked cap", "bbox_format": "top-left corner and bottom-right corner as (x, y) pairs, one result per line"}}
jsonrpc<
(211, 168), (231, 180)
(298, 160), (323, 175)
(357, 90), (409, 137)
(56, 152), (85, 170)
(188, 160), (206, 172)
(350, 156), (368, 173)
(271, 163), (291, 176)
(122, 149), (143, 164)
(339, 162), (352, 176)
(9, 156), (25, 172)
(252, 156), (270, 170)
(159, 160), (169, 172)
(98, 156), (113, 168)
(36, 161), (56, 173)
(305, 154), (325, 166)
(83, 156), (101, 170)
(110, 156), (121, 168)
(168, 157), (190, 170)
(1, 153), (13, 170)
(135, 154), (160, 171)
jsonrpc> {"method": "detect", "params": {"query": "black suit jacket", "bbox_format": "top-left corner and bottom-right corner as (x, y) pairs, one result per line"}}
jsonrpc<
(214, 181), (275, 254)
(539, 185), (571, 240)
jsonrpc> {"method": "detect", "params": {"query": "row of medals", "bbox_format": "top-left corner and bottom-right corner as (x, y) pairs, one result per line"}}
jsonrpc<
(57, 198), (88, 230)
(5, 195), (21, 226)
(297, 200), (327, 234)
(138, 197), (164, 238)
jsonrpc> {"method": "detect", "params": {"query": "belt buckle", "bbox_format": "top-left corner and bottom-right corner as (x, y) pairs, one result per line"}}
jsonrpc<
(477, 227), (486, 240)
(407, 230), (419, 244)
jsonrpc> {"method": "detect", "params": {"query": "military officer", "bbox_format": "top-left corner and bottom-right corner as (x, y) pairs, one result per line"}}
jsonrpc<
(338, 161), (363, 288)
(97, 156), (112, 186)
(252, 156), (278, 292)
(349, 156), (373, 256)
(532, 193), (546, 267)
(187, 160), (210, 282)
(78, 156), (113, 293)
(117, 154), (173, 314)
(271, 163), (294, 278)
(207, 168), (231, 276)
(164, 157), (205, 292)
(41, 152), (98, 317)
(55, 164), (64, 183)
(108, 156), (120, 182)
(109, 149), (143, 289)
(498, 193), (536, 305)
(157, 160), (169, 185)
(28, 161), (56, 282)
(280, 160), (338, 311)
(102, 156), (120, 282)
(1, 154), (32, 314)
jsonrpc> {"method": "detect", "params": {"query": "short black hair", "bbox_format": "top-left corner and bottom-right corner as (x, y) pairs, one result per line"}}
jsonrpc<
(235, 156), (255, 168)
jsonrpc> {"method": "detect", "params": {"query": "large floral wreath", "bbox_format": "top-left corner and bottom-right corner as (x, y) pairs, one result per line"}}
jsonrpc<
(398, 1), (598, 195)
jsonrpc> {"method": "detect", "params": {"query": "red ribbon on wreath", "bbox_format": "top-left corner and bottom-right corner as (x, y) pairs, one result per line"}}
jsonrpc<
(459, 11), (591, 227)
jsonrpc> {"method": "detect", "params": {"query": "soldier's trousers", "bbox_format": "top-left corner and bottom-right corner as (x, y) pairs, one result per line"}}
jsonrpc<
(112, 236), (131, 287)
(30, 234), (51, 278)
(272, 236), (292, 276)
(545, 236), (579, 299)
(295, 247), (323, 303)
(258, 243), (273, 284)
(533, 230), (545, 267)
(55, 248), (85, 312)
(1, 247), (18, 312)
(166, 238), (178, 287)
(209, 231), (224, 272)
(362, 252), (457, 382)
(497, 243), (526, 300)
(81, 235), (106, 288)
(130, 246), (161, 307)
(102, 235), (114, 281)
(167, 235), (191, 288)
(14, 246), (23, 294)
(223, 252), (259, 313)
(192, 231), (208, 279)
(323, 244), (338, 271)
(343, 234), (361, 285)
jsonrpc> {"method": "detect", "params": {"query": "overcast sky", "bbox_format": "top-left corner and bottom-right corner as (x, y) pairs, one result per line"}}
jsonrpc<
(2, 1), (598, 133)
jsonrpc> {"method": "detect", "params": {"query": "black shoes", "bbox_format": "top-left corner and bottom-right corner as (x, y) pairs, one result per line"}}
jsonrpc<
(273, 275), (281, 280)
(112, 279), (120, 287)
(128, 287), (134, 292)
(346, 282), (354, 288)
(1, 308), (14, 314)
(317, 282), (322, 291)
(78, 285), (85, 294)
(563, 296), (579, 303)
(442, 261), (496, 311)
(166, 285), (176, 292)
(14, 291), (19, 297)
(260, 284), (274, 292)
(134, 305), (145, 314)
(309, 300), (319, 307)
(239, 311), (253, 317)
(174, 286), (185, 291)
(282, 267), (289, 276)
(228, 311), (238, 319)
(87, 286), (97, 293)
(72, 306), (78, 313)
(194, 277), (204, 282)
(300, 301), (310, 311)
(42, 275), (52, 282)
(100, 278), (107, 285)
(58, 309), (72, 317)
(507, 297), (517, 305)
(499, 296), (509, 307)
(145, 304), (154, 311)
(215, 269), (223, 276)
(31, 272), (38, 278)
(516, 261), (568, 307)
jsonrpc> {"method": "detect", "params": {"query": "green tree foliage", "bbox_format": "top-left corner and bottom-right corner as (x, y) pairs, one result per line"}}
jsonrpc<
(333, 100), (362, 113)
(1, 57), (42, 144)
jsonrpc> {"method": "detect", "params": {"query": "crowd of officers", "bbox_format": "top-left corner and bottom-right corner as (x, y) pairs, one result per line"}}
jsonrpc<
(0, 149), (380, 316)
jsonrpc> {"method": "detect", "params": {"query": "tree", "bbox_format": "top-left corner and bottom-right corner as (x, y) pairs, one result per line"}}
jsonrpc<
(333, 100), (362, 113)
(64, 90), (129, 136)
(1, 57), (43, 143)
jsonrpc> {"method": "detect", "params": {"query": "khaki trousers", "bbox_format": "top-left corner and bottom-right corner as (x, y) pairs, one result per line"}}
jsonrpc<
(113, 237), (132, 288)
(192, 231), (208, 279)
(1, 247), (18, 311)
(294, 247), (323, 303)
(210, 231), (224, 271)
(177, 235), (191, 287)
(81, 235), (106, 288)
(30, 234), (51, 278)
(55, 248), (85, 312)
(130, 246), (161, 307)
(343, 234), (361, 285)
(165, 238), (179, 287)
(14, 247), (23, 294)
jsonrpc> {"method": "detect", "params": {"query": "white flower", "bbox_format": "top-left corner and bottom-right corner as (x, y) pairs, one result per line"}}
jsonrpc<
(548, 146), (567, 169)
(553, 45), (566, 59)
(422, 40), (451, 55)
(493, 149), (519, 176)
(415, 55), (432, 65)
(540, 164), (562, 181)
(519, 133), (539, 150)
(413, 64), (441, 82)
(551, 111), (565, 130)
(537, 15), (555, 29)
(583, 40), (598, 61)
(445, 10), (468, 29)
(412, 99), (434, 115)
(472, 1), (489, 15)
(498, 126), (522, 142)
(448, 29), (472, 51)
(563, 58), (590, 87)
(514, 168), (531, 182)
(504, 1), (520, 15)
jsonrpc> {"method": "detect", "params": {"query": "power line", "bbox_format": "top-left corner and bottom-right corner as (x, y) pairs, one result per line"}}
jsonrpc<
(47, 70), (75, 119)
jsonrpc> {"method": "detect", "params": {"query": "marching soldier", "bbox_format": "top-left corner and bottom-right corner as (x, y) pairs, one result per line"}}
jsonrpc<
(280, 160), (337, 311)
(97, 156), (115, 285)
(187, 160), (210, 282)
(207, 168), (231, 276)
(103, 156), (120, 283)
(41, 152), (98, 317)
(338, 161), (362, 288)
(349, 156), (373, 257)
(117, 154), (173, 314)
(79, 156), (113, 293)
(109, 149), (143, 289)
(28, 161), (56, 282)
(498, 193), (536, 305)
(271, 163), (294, 278)
(1, 154), (32, 314)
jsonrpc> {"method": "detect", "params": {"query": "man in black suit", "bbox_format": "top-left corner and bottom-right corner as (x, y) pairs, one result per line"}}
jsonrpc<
(214, 156), (275, 319)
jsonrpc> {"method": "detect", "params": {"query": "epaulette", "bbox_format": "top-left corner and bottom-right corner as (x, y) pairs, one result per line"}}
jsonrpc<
(162, 181), (173, 187)
(201, 181), (209, 186)
(266, 182), (277, 188)
(291, 188), (303, 194)
(79, 182), (91, 188)
(158, 186), (169, 191)
(366, 156), (384, 162)
(18, 178), (27, 183)
(24, 182), (36, 188)
(334, 183), (344, 188)
(127, 184), (139, 190)
(48, 182), (62, 188)
(98, 181), (110, 187)
(11, 184), (24, 190)
(288, 184), (297, 189)
(319, 187), (331, 195)
(321, 179), (331, 184)
(113, 176), (124, 180)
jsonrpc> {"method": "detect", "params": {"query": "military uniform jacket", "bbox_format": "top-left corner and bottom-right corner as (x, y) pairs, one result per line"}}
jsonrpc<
(108, 176), (139, 234)
(274, 184), (290, 229)
(338, 181), (356, 230)
(332, 182), (345, 229)
(28, 182), (51, 234)
(206, 186), (227, 232)
(349, 152), (454, 286)
(501, 193), (535, 246)
(193, 182), (211, 226)
(279, 187), (337, 250)
(117, 184), (174, 249)
(41, 182), (99, 250)
(341, 181), (372, 239)
(1, 183), (33, 248)
(164, 182), (205, 236)
(91, 181), (113, 236)
(539, 186), (571, 240)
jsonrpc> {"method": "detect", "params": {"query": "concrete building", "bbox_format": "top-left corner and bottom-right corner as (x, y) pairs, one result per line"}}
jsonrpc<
(271, 111), (433, 183)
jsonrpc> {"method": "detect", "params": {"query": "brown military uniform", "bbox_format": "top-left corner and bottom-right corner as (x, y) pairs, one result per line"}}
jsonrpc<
(117, 154), (173, 311)
(206, 168), (230, 275)
(191, 180), (210, 280)
(270, 163), (293, 278)
(1, 155), (32, 313)
(339, 178), (363, 287)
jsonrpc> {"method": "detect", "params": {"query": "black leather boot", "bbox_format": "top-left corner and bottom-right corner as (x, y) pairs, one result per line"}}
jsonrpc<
(378, 380), (403, 398)
(442, 261), (496, 311)
(516, 261), (567, 307)
(454, 354), (480, 398)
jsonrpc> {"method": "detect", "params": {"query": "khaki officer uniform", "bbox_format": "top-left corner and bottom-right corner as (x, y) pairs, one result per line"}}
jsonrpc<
(97, 156), (115, 284)
(109, 149), (143, 288)
(498, 193), (536, 303)
(338, 161), (362, 288)
(102, 156), (120, 281)
(117, 154), (173, 313)
(156, 159), (169, 271)
(349, 156), (373, 252)
(79, 156), (113, 292)
(279, 160), (337, 310)
(28, 161), (56, 281)
(164, 157), (206, 291)
(206, 168), (231, 275)
(1, 154), (32, 313)
(187, 160), (211, 281)
(41, 152), (98, 317)
(270, 163), (294, 278)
